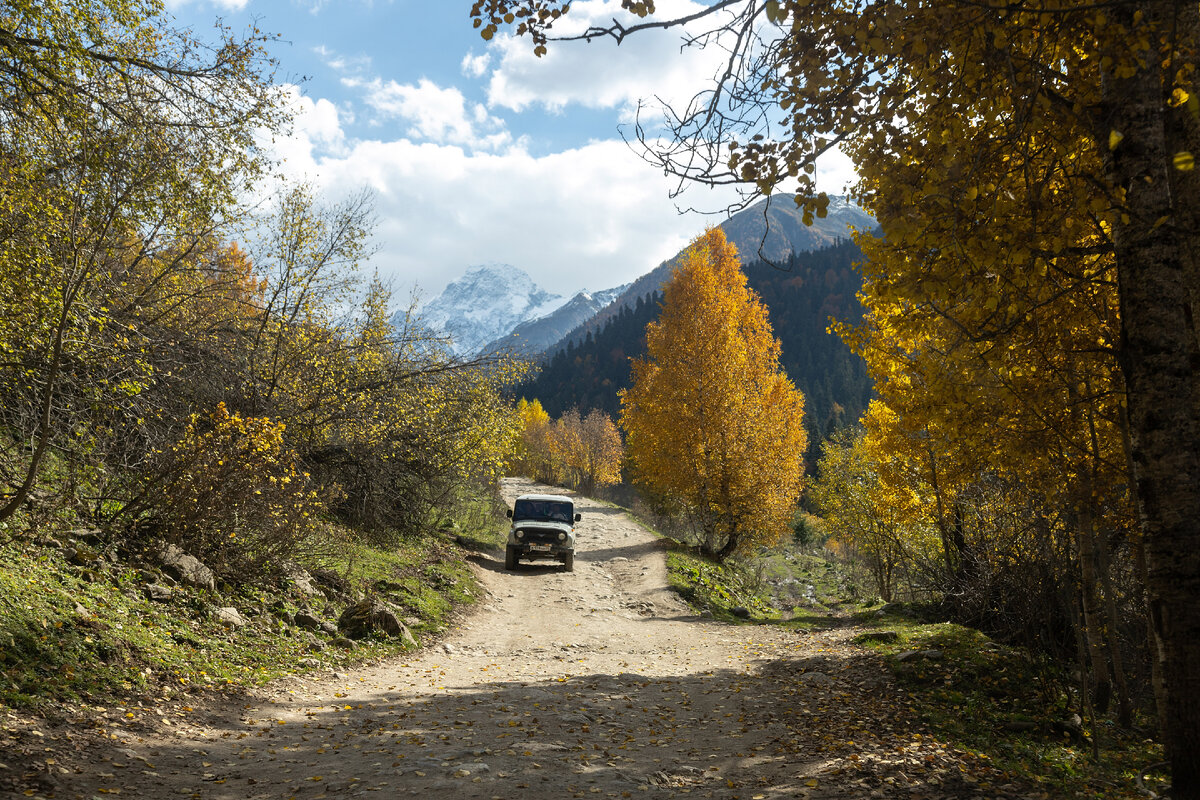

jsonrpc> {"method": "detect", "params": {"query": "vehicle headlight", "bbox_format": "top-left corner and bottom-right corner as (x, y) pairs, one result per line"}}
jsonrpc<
(515, 530), (525, 540)
(558, 532), (567, 542)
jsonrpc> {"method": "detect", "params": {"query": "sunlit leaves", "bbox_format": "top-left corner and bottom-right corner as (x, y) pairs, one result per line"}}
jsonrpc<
(0, 0), (282, 523)
(619, 228), (805, 560)
(811, 415), (936, 602)
(145, 403), (327, 574)
(511, 401), (622, 494)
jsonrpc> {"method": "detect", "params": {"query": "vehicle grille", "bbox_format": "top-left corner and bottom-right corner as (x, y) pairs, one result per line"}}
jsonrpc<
(519, 529), (561, 545)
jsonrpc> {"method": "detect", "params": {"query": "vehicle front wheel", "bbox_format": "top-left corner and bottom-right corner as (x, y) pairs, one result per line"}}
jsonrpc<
(505, 546), (519, 570)
(562, 552), (574, 572)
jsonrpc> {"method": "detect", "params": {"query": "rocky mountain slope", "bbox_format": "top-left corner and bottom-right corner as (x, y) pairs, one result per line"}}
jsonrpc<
(397, 264), (566, 357)
(483, 284), (628, 356)
(404, 196), (872, 359)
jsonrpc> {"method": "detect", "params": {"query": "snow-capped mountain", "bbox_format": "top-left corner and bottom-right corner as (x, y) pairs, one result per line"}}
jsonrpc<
(484, 284), (630, 356)
(403, 264), (567, 357)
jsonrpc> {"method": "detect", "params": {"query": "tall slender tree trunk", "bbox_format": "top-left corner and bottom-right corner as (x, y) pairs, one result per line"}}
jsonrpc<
(1083, 382), (1134, 727)
(1067, 378), (1115, 718)
(1076, 506), (1114, 717)
(1104, 3), (1200, 791)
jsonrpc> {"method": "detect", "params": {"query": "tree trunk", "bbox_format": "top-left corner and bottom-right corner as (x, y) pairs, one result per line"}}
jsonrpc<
(1084, 381), (1134, 727)
(1076, 506), (1114, 717)
(1104, 3), (1200, 791)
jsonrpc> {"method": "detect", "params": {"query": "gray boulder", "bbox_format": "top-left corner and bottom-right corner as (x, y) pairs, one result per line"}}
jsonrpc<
(63, 544), (101, 566)
(213, 607), (247, 629)
(145, 583), (175, 602)
(338, 600), (417, 646)
(312, 568), (352, 597)
(294, 611), (324, 631)
(157, 544), (216, 591)
(282, 561), (325, 597)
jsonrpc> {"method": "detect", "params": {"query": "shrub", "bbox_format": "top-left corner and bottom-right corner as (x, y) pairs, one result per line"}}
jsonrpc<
(137, 403), (330, 578)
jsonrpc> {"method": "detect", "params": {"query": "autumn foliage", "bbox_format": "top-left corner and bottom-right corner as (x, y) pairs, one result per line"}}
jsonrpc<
(131, 404), (331, 576)
(512, 399), (622, 496)
(620, 228), (806, 560)
(0, 2), (526, 578)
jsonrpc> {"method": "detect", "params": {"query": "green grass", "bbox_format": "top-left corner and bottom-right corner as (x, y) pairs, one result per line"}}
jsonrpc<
(654, 524), (1164, 798)
(0, 488), (509, 713)
(851, 613), (1166, 799)
(755, 547), (868, 613)
(664, 548), (779, 622)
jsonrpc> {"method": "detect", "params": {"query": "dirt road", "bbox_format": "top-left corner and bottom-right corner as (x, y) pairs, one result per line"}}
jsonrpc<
(51, 479), (1029, 800)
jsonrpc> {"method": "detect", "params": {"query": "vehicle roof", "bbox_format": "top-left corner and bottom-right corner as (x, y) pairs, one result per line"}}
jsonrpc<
(514, 493), (573, 503)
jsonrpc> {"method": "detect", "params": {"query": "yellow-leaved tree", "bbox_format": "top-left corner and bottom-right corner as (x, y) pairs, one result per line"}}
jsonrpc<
(620, 228), (806, 560)
(512, 398), (554, 480)
(550, 408), (623, 495)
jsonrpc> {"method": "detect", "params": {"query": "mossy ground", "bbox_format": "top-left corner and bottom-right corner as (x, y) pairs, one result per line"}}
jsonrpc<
(0, 490), (509, 714)
(844, 614), (1166, 799)
(661, 540), (1165, 799)
(664, 548), (779, 621)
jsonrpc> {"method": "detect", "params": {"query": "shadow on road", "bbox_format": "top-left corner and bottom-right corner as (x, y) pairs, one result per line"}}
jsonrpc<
(577, 539), (666, 563)
(65, 639), (1032, 800)
(466, 551), (570, 576)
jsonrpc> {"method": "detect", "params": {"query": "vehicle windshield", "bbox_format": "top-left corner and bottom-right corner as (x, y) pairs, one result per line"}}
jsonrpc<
(513, 499), (573, 523)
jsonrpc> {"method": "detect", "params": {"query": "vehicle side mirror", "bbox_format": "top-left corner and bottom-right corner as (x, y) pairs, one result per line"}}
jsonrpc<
(574, 513), (581, 522)
(505, 509), (513, 518)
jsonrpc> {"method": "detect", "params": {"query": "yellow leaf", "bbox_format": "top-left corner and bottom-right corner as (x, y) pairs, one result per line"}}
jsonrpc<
(1174, 151), (1194, 171)
(1108, 130), (1124, 150)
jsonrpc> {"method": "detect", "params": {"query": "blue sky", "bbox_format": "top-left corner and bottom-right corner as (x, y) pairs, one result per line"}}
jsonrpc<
(165, 0), (858, 302)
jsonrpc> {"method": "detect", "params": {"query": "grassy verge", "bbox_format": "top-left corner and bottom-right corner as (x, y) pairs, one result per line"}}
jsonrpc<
(850, 613), (1165, 799)
(0, 490), (509, 714)
(654, 522), (1163, 798)
(755, 547), (869, 614)
(663, 548), (779, 621)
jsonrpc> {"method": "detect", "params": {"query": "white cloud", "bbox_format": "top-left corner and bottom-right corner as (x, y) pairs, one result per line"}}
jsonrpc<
(264, 78), (858, 303)
(341, 76), (511, 151)
(461, 52), (491, 79)
(483, 0), (732, 122)
(264, 87), (748, 299)
(164, 0), (248, 9)
(265, 86), (347, 167)
(815, 147), (859, 196)
(313, 45), (374, 78)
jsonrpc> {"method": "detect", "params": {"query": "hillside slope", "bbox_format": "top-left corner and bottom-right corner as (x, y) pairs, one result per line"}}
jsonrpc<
(519, 239), (871, 463)
(550, 194), (874, 354)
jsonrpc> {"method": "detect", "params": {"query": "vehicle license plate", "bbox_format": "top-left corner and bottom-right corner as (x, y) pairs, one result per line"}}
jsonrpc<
(529, 543), (551, 552)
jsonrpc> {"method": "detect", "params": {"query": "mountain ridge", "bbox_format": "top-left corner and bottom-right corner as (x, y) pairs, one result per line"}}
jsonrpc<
(483, 284), (629, 356)
(397, 263), (566, 357)
(546, 194), (874, 356)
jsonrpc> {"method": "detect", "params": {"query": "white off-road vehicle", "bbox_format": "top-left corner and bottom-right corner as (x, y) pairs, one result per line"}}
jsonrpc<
(505, 493), (580, 572)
